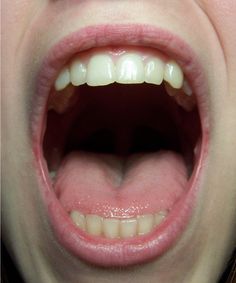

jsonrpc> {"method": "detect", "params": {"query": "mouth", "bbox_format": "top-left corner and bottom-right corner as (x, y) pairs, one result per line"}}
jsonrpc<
(33, 25), (209, 267)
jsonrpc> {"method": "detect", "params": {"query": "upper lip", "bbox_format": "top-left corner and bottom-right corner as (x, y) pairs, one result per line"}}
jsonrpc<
(32, 24), (210, 266)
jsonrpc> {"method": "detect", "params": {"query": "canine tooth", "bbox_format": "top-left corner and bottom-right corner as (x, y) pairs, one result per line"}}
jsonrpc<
(154, 211), (167, 226)
(86, 215), (103, 236)
(164, 61), (183, 89)
(70, 58), (86, 86)
(87, 54), (115, 86)
(70, 211), (86, 231)
(182, 80), (192, 96)
(116, 54), (144, 84)
(145, 58), (164, 85)
(103, 218), (120, 239)
(137, 214), (154, 235)
(120, 218), (137, 238)
(55, 67), (70, 91)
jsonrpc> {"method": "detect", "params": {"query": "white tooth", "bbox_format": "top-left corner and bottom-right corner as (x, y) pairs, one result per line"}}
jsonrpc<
(154, 211), (167, 226)
(70, 211), (86, 231)
(86, 215), (103, 236)
(145, 58), (164, 85)
(182, 80), (192, 96)
(70, 58), (86, 86)
(55, 67), (70, 91)
(49, 171), (56, 179)
(164, 61), (184, 89)
(87, 54), (115, 86)
(164, 82), (178, 97)
(116, 54), (144, 84)
(164, 82), (195, 111)
(120, 218), (137, 238)
(103, 218), (120, 239)
(137, 214), (154, 235)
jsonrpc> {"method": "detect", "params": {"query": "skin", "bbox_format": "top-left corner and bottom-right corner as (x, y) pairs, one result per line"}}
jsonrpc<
(2, 1), (236, 283)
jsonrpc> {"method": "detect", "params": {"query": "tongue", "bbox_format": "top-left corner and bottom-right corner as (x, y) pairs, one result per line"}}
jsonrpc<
(54, 151), (188, 217)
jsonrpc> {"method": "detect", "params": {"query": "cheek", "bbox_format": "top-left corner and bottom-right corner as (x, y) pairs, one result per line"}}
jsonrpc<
(3, 0), (44, 51)
(199, 0), (236, 56)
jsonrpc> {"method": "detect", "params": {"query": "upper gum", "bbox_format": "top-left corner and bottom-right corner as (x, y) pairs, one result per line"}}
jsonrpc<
(69, 46), (169, 66)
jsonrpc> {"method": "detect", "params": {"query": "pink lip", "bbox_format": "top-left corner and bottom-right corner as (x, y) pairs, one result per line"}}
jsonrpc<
(32, 24), (209, 266)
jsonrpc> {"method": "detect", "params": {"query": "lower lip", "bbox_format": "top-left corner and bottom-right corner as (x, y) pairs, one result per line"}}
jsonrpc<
(32, 24), (209, 266)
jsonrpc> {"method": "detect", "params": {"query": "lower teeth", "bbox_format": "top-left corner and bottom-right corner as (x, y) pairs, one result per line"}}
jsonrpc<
(70, 210), (168, 239)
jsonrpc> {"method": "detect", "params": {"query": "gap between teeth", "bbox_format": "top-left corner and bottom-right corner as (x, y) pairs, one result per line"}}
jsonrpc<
(70, 210), (168, 239)
(54, 51), (192, 97)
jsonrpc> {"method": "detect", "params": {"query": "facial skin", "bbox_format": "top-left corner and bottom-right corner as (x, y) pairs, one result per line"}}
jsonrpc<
(2, 1), (236, 283)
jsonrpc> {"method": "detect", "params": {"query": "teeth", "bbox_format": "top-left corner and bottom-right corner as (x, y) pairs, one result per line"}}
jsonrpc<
(120, 218), (137, 238)
(70, 210), (168, 239)
(164, 60), (184, 89)
(103, 218), (120, 239)
(55, 67), (70, 91)
(116, 53), (144, 84)
(137, 214), (154, 235)
(144, 58), (164, 85)
(54, 53), (187, 91)
(86, 214), (103, 236)
(154, 211), (168, 226)
(70, 211), (86, 231)
(164, 82), (196, 111)
(87, 54), (116, 86)
(53, 50), (194, 112)
(54, 52), (188, 91)
(182, 80), (192, 96)
(70, 58), (87, 86)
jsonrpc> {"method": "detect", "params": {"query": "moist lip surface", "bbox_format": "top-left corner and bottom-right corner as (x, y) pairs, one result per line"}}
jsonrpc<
(32, 24), (209, 266)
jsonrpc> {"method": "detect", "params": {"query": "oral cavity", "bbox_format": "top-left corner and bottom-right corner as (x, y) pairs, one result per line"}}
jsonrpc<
(44, 46), (200, 240)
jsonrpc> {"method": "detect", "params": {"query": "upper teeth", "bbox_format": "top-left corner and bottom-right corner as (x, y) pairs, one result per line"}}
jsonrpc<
(54, 49), (188, 93)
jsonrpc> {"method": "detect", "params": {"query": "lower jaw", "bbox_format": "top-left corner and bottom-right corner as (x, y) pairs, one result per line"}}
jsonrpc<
(35, 131), (207, 267)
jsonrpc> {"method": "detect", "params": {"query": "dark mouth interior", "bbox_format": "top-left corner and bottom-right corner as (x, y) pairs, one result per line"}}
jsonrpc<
(43, 83), (201, 177)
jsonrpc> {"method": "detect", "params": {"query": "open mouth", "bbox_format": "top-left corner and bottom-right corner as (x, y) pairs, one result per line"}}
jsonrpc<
(33, 25), (209, 267)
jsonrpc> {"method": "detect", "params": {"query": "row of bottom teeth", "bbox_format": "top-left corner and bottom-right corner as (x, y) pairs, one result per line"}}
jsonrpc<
(70, 210), (167, 239)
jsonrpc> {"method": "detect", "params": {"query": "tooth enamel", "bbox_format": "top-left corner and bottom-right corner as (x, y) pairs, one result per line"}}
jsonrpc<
(145, 58), (164, 85)
(182, 80), (192, 96)
(70, 211), (86, 231)
(164, 82), (195, 111)
(87, 54), (116, 86)
(53, 50), (194, 113)
(120, 218), (137, 238)
(164, 82), (178, 97)
(55, 67), (70, 91)
(70, 58), (87, 86)
(70, 209), (169, 239)
(154, 211), (167, 226)
(137, 214), (154, 235)
(86, 215), (103, 236)
(116, 54), (145, 84)
(49, 171), (56, 179)
(164, 61), (184, 89)
(103, 218), (120, 239)
(54, 52), (187, 91)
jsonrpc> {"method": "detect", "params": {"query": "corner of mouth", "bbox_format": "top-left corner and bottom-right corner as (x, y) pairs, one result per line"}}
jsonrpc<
(31, 23), (210, 267)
